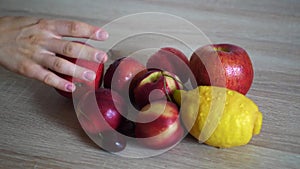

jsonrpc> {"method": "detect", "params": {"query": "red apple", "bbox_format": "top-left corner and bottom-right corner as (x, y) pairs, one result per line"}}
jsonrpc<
(135, 100), (184, 149)
(130, 69), (183, 110)
(116, 118), (136, 137)
(189, 44), (254, 95)
(55, 42), (104, 98)
(76, 88), (127, 134)
(146, 47), (189, 83)
(104, 57), (146, 98)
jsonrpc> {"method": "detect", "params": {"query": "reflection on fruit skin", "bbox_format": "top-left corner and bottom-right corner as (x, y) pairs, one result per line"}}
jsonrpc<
(147, 47), (190, 83)
(135, 101), (185, 150)
(76, 88), (127, 134)
(189, 43), (253, 95)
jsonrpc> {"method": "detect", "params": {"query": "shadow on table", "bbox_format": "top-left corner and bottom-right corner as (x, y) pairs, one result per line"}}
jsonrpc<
(31, 85), (100, 150)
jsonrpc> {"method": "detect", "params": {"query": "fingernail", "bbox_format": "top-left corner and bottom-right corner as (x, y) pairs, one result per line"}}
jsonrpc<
(95, 52), (108, 63)
(96, 29), (109, 40)
(83, 71), (96, 81)
(65, 83), (76, 92)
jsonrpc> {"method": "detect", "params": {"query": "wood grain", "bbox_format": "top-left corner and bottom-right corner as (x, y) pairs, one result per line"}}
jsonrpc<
(0, 0), (300, 168)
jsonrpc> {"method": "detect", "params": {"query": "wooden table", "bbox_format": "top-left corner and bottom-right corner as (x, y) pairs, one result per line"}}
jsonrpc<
(0, 0), (299, 168)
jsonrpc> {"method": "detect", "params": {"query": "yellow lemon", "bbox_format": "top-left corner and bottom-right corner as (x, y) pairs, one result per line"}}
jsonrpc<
(173, 86), (263, 148)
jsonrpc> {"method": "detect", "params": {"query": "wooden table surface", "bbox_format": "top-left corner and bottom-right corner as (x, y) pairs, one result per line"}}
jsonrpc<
(0, 0), (299, 168)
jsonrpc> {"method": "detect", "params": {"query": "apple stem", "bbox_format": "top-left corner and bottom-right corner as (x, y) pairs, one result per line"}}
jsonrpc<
(161, 71), (184, 102)
(161, 72), (184, 86)
(163, 75), (173, 101)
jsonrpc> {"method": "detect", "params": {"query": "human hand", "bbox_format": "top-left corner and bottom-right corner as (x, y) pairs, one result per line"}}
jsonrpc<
(0, 16), (109, 92)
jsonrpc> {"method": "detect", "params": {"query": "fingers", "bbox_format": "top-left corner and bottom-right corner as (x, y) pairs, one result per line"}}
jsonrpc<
(44, 19), (109, 40)
(42, 39), (107, 63)
(33, 19), (108, 91)
(7, 17), (110, 92)
(20, 53), (97, 92)
(38, 54), (98, 92)
(20, 61), (76, 92)
(38, 19), (109, 63)
(37, 70), (76, 92)
(39, 53), (97, 81)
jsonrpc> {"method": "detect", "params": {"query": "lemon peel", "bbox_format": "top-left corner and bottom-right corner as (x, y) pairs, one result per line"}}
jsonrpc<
(174, 86), (263, 148)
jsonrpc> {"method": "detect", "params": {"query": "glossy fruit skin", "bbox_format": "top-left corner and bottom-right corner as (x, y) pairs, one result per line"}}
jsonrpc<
(104, 57), (146, 97)
(135, 101), (184, 149)
(55, 42), (104, 98)
(189, 44), (253, 95)
(77, 88), (127, 134)
(147, 47), (189, 83)
(130, 69), (183, 110)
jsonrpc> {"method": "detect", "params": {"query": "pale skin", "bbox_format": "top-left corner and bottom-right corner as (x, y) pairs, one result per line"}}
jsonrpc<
(0, 16), (109, 92)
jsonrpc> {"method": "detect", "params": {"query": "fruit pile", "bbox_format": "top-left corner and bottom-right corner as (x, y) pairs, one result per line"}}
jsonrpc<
(55, 43), (263, 152)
